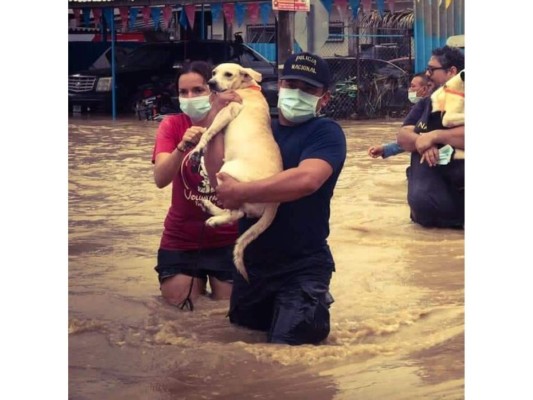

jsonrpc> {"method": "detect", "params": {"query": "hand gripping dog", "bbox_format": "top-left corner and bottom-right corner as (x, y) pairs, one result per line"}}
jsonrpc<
(189, 63), (283, 281)
(429, 69), (465, 162)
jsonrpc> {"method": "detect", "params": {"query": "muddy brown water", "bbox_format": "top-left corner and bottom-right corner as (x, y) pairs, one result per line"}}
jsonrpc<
(69, 116), (464, 400)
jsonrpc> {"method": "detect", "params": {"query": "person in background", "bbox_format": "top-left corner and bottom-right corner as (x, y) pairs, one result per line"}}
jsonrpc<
(368, 73), (433, 159)
(396, 45), (465, 228)
(205, 52), (347, 345)
(151, 61), (241, 310)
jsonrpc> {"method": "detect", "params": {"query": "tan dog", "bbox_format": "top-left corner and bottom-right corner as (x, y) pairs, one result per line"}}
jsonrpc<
(190, 63), (283, 280)
(430, 69), (465, 160)
(431, 69), (465, 127)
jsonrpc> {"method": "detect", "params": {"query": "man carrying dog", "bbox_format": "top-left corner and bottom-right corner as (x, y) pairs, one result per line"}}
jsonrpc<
(207, 52), (347, 345)
(397, 45), (465, 228)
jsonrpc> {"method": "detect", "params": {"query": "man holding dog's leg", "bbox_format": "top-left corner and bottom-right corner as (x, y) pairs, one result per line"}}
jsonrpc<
(397, 45), (465, 228)
(208, 53), (347, 345)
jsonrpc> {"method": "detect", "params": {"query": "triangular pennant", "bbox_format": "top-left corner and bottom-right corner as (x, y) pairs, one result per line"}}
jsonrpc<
(321, 0), (333, 15)
(222, 3), (235, 27)
(235, 3), (246, 27)
(348, 0), (360, 19)
(142, 6), (151, 25)
(73, 9), (81, 27)
(162, 5), (173, 29)
(248, 3), (259, 25)
(334, 0), (348, 20)
(119, 7), (128, 32)
(376, 0), (385, 17)
(151, 7), (161, 30)
(260, 2), (272, 25)
(179, 10), (188, 29)
(103, 7), (114, 28)
(387, 0), (395, 13)
(211, 3), (223, 23)
(361, 0), (371, 13)
(92, 8), (102, 28)
(185, 5), (196, 30)
(129, 7), (139, 31)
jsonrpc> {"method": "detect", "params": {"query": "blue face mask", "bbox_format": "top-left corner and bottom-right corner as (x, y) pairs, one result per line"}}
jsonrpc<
(179, 95), (211, 122)
(277, 88), (322, 124)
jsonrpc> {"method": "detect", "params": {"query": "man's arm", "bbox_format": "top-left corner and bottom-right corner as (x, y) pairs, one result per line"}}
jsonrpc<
(397, 125), (419, 153)
(415, 125), (465, 154)
(215, 158), (333, 210)
(397, 97), (428, 152)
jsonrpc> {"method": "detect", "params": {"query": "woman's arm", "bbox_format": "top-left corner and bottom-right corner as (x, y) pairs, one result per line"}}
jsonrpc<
(153, 148), (186, 188)
(153, 125), (205, 188)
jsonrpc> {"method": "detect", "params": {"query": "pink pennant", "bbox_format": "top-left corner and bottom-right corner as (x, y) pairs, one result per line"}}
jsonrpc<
(92, 8), (102, 27)
(119, 7), (129, 32)
(162, 5), (173, 28)
(73, 9), (81, 27)
(387, 0), (395, 13)
(248, 2), (259, 25)
(185, 4), (196, 29)
(362, 0), (372, 13)
(142, 6), (151, 25)
(222, 3), (235, 26)
(334, 0), (348, 20)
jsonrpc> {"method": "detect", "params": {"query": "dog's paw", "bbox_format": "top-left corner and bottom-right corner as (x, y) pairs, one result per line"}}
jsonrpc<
(188, 149), (203, 167)
(205, 215), (231, 227)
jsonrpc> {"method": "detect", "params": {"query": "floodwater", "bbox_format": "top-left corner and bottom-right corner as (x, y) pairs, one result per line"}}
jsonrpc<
(69, 116), (464, 400)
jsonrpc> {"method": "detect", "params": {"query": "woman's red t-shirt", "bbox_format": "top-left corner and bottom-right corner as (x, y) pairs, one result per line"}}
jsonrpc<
(152, 114), (238, 250)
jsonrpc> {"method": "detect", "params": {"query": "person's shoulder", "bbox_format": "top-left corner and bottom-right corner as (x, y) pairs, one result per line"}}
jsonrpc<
(160, 113), (189, 126)
(310, 116), (344, 132)
(158, 113), (190, 132)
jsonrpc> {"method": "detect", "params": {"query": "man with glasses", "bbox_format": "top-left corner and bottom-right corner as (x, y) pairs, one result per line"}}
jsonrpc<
(397, 45), (465, 228)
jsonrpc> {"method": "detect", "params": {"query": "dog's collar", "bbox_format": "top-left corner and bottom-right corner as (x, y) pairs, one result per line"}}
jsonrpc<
(213, 85), (261, 93)
(443, 87), (464, 97)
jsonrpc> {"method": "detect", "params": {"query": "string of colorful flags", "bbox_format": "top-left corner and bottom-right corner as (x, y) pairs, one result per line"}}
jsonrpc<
(70, 0), (456, 31)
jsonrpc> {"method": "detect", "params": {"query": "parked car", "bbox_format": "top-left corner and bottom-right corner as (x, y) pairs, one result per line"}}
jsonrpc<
(322, 57), (411, 118)
(68, 39), (278, 115)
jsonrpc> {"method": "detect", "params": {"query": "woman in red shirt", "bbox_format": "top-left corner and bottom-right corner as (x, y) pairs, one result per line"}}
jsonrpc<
(152, 61), (240, 309)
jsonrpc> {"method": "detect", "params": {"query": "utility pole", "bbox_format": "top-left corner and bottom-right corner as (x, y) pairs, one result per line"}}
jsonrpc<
(276, 11), (294, 75)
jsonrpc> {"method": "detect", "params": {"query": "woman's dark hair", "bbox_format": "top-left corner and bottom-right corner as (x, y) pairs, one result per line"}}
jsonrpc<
(175, 60), (213, 87)
(432, 45), (465, 72)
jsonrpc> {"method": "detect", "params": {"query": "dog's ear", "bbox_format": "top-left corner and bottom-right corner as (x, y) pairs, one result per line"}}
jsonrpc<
(241, 68), (262, 83)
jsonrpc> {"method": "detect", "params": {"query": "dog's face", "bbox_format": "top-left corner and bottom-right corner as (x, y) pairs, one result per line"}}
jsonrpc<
(208, 63), (262, 92)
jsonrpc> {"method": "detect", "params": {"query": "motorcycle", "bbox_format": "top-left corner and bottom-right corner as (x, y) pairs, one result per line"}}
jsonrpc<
(134, 81), (179, 121)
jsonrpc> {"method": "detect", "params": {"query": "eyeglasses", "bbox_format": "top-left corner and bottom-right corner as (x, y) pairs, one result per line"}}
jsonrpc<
(426, 65), (448, 74)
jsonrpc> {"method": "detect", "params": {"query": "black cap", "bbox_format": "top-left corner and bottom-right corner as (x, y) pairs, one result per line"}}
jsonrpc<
(280, 52), (331, 88)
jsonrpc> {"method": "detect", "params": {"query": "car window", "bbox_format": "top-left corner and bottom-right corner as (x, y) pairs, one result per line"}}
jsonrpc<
(122, 45), (177, 69)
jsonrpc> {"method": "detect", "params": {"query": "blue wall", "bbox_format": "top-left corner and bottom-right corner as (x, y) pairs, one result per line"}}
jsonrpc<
(414, 0), (464, 73)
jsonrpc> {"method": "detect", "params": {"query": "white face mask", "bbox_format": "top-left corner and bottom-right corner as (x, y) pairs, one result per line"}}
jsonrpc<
(408, 90), (421, 104)
(179, 95), (211, 122)
(277, 87), (322, 124)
